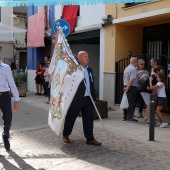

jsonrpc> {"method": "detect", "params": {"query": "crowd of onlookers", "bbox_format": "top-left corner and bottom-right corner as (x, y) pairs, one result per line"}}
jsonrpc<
(123, 57), (169, 128)
(35, 56), (51, 104)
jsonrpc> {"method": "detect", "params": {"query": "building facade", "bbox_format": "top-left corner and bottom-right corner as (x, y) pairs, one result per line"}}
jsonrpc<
(0, 7), (14, 65)
(104, 0), (170, 105)
(27, 1), (170, 108)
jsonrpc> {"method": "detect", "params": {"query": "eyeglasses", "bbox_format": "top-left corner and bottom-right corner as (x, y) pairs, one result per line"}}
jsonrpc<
(140, 63), (144, 65)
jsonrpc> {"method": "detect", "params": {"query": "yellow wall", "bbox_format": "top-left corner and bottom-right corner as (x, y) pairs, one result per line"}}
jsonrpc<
(106, 0), (170, 20)
(104, 0), (170, 73)
(142, 18), (170, 27)
(104, 25), (115, 72)
(115, 25), (143, 62)
(104, 24), (143, 72)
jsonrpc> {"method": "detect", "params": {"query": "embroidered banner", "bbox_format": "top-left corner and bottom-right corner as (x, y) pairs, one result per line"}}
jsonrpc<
(27, 10), (46, 47)
(48, 29), (84, 135)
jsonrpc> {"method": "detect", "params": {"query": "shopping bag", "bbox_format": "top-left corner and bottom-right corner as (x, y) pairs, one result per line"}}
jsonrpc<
(120, 93), (129, 109)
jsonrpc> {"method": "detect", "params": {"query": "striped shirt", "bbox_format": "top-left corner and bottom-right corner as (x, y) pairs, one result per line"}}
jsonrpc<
(123, 64), (138, 87)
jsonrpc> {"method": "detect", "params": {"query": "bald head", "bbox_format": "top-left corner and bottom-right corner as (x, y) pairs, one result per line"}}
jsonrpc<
(77, 51), (89, 67)
(130, 57), (138, 67)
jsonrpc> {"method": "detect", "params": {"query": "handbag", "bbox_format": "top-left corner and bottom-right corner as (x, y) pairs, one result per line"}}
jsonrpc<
(120, 93), (129, 109)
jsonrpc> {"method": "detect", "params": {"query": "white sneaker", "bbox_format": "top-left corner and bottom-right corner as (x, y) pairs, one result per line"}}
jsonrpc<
(143, 116), (147, 122)
(156, 122), (161, 126)
(159, 122), (168, 128)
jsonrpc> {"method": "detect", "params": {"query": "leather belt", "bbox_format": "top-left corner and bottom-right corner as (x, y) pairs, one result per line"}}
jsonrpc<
(0, 91), (9, 95)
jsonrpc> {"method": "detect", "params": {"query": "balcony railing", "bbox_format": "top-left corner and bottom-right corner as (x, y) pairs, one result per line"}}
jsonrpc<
(125, 2), (146, 8)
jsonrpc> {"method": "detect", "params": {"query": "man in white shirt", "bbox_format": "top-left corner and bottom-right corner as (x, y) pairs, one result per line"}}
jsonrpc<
(123, 57), (138, 122)
(0, 60), (20, 151)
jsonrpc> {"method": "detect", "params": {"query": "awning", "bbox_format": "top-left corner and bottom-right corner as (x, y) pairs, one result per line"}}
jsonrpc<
(62, 5), (79, 34)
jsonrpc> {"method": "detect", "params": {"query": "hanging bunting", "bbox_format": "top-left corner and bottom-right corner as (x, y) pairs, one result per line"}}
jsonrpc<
(0, 23), (27, 33)
(0, 0), (154, 7)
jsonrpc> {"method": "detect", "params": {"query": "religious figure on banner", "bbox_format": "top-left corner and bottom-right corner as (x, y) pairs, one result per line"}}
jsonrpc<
(48, 29), (84, 135)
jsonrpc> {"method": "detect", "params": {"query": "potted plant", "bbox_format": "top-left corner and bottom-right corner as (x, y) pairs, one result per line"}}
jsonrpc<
(12, 69), (27, 96)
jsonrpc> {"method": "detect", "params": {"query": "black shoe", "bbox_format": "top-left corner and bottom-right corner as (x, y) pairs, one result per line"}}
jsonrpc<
(127, 118), (138, 122)
(122, 118), (127, 121)
(38, 93), (42, 95)
(35, 93), (39, 95)
(3, 137), (10, 151)
(63, 136), (71, 143)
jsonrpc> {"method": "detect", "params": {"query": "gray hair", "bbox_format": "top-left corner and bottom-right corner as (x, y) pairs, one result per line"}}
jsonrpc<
(130, 57), (137, 64)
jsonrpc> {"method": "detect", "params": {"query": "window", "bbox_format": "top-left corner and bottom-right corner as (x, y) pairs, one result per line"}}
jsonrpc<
(125, 2), (146, 8)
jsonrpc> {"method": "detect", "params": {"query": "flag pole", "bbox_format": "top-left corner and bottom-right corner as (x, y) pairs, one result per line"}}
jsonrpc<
(83, 80), (109, 135)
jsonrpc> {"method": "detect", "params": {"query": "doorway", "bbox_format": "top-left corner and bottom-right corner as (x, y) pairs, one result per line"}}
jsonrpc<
(19, 52), (27, 71)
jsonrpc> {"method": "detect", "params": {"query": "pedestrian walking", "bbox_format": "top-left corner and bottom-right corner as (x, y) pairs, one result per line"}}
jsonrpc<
(123, 57), (138, 122)
(147, 72), (168, 128)
(63, 51), (102, 146)
(142, 59), (160, 122)
(143, 65), (164, 125)
(0, 60), (20, 151)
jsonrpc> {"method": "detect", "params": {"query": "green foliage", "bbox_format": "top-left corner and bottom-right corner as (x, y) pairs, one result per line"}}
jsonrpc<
(12, 69), (27, 86)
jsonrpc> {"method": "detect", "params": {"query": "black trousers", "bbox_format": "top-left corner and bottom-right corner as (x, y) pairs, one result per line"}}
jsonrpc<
(63, 95), (94, 141)
(123, 86), (137, 119)
(134, 90), (145, 113)
(0, 92), (12, 138)
(43, 79), (47, 95)
(45, 82), (50, 100)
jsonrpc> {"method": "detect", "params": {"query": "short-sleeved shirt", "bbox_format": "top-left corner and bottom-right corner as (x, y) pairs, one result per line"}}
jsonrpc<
(123, 64), (138, 87)
(157, 82), (166, 97)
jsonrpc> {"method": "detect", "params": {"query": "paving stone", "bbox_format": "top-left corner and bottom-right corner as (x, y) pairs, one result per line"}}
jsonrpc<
(0, 122), (170, 170)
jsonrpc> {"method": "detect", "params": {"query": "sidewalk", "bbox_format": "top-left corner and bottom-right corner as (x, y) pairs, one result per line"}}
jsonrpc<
(21, 91), (170, 149)
(0, 91), (170, 169)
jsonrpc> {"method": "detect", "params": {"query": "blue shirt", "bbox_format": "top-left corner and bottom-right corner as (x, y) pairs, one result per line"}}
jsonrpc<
(0, 60), (20, 101)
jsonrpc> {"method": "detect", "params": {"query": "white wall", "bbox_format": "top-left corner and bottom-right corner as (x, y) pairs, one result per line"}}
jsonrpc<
(27, 70), (36, 92)
(76, 5), (105, 27)
(103, 73), (116, 108)
(55, 5), (63, 20)
(55, 5), (105, 29)
(0, 42), (13, 64)
(1, 7), (13, 42)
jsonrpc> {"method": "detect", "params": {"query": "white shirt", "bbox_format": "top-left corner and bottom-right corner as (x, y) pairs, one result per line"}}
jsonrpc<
(123, 64), (138, 87)
(0, 60), (20, 101)
(156, 82), (166, 97)
(84, 65), (90, 96)
(44, 67), (50, 82)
